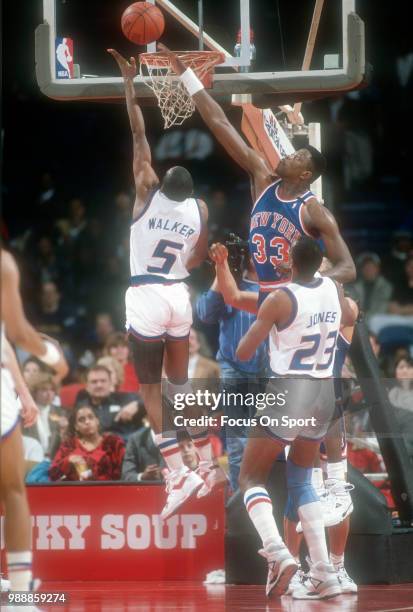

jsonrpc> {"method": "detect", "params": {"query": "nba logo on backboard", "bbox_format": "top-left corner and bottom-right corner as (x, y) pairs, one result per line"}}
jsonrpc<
(55, 37), (74, 79)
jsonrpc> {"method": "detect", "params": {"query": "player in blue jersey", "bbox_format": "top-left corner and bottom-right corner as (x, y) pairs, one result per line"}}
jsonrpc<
(159, 45), (356, 291)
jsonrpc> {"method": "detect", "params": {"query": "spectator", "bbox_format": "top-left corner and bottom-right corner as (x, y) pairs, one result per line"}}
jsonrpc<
(188, 328), (221, 382)
(65, 198), (87, 241)
(121, 429), (198, 482)
(389, 255), (413, 316)
(22, 436), (45, 476)
(22, 356), (46, 386)
(32, 281), (76, 345)
(49, 404), (125, 481)
(31, 236), (65, 286)
(388, 357), (413, 412)
(24, 373), (68, 457)
(351, 253), (393, 321)
(382, 230), (413, 289)
(104, 332), (139, 392)
(75, 365), (144, 440)
(97, 356), (124, 392)
(347, 439), (385, 474)
(91, 313), (115, 356)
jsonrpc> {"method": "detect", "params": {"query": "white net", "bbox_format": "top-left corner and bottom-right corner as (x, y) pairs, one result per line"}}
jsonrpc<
(139, 51), (224, 129)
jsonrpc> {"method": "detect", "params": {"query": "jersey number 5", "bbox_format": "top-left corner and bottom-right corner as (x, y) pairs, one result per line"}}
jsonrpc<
(147, 239), (183, 274)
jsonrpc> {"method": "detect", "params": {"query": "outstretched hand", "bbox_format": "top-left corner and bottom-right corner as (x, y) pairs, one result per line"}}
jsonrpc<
(157, 43), (186, 75)
(209, 242), (229, 265)
(107, 48), (137, 79)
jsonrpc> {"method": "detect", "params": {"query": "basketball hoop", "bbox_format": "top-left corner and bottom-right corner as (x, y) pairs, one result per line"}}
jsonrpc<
(139, 51), (225, 129)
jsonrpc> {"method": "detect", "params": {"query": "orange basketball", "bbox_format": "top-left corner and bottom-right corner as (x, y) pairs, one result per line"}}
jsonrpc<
(121, 2), (165, 45)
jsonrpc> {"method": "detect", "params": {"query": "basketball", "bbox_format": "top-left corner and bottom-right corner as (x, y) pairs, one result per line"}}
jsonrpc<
(121, 2), (165, 45)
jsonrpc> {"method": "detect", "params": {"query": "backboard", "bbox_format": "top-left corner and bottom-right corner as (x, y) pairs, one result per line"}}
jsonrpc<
(35, 0), (366, 104)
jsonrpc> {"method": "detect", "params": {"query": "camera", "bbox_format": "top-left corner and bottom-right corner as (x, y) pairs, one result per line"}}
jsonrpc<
(224, 233), (250, 280)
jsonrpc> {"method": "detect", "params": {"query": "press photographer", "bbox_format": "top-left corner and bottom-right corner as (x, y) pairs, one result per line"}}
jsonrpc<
(196, 233), (268, 492)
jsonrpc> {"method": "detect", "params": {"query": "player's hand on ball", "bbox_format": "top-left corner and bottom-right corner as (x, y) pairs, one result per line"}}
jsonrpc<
(209, 243), (229, 265)
(107, 48), (137, 79)
(157, 43), (186, 75)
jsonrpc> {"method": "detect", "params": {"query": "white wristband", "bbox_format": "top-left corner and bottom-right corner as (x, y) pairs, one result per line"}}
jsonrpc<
(40, 341), (61, 366)
(180, 67), (204, 97)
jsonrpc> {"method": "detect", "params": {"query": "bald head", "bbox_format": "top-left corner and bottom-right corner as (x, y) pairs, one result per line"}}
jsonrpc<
(160, 166), (194, 202)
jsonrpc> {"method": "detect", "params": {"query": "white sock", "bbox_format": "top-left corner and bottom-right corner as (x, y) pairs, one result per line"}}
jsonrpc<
(167, 379), (214, 464)
(342, 458), (348, 475)
(7, 551), (32, 591)
(154, 434), (185, 471)
(188, 430), (214, 463)
(166, 379), (193, 409)
(298, 501), (329, 565)
(311, 468), (325, 496)
(244, 487), (282, 550)
(327, 461), (346, 481)
(330, 552), (344, 568)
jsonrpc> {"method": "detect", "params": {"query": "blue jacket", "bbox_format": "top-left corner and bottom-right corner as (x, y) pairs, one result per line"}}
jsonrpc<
(196, 279), (268, 375)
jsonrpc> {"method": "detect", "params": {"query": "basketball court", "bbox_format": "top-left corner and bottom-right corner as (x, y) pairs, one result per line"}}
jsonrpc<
(1, 0), (413, 610)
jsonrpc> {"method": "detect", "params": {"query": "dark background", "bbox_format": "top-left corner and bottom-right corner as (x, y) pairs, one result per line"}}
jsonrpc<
(2, 1), (411, 238)
(1, 1), (412, 341)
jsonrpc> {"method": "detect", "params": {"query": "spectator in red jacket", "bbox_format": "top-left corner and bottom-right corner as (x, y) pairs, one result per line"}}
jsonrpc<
(49, 403), (125, 481)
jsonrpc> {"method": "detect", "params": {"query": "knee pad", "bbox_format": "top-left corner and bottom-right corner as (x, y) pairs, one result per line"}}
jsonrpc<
(286, 458), (319, 510)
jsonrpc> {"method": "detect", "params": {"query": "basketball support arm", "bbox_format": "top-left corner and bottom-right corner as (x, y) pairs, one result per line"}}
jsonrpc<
(35, 1), (365, 102)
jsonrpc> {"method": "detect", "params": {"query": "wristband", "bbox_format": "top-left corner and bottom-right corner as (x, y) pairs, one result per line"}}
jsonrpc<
(39, 341), (61, 366)
(180, 67), (204, 97)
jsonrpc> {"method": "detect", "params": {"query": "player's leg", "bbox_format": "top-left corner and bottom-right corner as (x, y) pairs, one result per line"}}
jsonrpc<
(129, 332), (203, 519)
(287, 439), (341, 600)
(324, 420), (357, 594)
(164, 336), (226, 497)
(0, 424), (33, 591)
(239, 433), (298, 597)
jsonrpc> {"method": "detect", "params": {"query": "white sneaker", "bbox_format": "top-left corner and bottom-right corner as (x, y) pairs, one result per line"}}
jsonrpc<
(285, 565), (305, 595)
(336, 564), (358, 594)
(258, 544), (298, 597)
(292, 560), (341, 599)
(1, 577), (11, 591)
(296, 480), (354, 533)
(196, 461), (228, 498)
(325, 478), (354, 521)
(161, 467), (204, 520)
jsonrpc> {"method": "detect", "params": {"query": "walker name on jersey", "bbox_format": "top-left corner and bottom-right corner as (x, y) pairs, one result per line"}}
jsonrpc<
(0, 514), (207, 550)
(307, 311), (338, 328)
(148, 216), (196, 239)
(250, 210), (302, 242)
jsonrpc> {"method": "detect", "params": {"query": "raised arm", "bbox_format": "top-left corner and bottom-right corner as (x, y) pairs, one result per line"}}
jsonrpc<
(209, 243), (258, 314)
(302, 199), (356, 284)
(1, 250), (68, 379)
(158, 44), (272, 198)
(108, 49), (159, 220)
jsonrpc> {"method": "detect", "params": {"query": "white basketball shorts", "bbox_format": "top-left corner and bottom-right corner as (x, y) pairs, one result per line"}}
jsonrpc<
(1, 367), (19, 439)
(125, 282), (192, 340)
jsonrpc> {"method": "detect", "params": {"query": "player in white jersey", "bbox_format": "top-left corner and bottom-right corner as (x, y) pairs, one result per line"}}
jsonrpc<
(109, 49), (222, 519)
(234, 237), (356, 600)
(1, 249), (68, 593)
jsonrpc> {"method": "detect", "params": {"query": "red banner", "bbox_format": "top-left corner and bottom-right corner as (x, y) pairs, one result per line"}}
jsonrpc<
(1, 485), (225, 581)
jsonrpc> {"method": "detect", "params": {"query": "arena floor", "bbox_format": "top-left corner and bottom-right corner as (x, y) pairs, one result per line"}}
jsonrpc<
(28, 581), (413, 611)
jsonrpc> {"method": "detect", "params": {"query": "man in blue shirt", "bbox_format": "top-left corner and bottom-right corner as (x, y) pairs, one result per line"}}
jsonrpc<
(196, 241), (268, 491)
